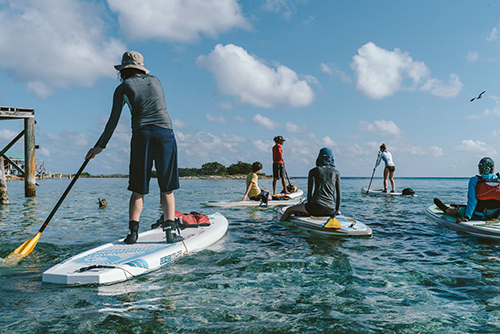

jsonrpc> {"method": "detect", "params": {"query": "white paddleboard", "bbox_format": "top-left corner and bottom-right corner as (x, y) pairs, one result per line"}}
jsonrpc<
(426, 204), (500, 239)
(42, 212), (228, 285)
(201, 189), (304, 207)
(361, 187), (416, 197)
(278, 207), (372, 237)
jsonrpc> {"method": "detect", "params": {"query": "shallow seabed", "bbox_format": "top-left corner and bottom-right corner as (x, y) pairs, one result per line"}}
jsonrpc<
(1, 177), (500, 333)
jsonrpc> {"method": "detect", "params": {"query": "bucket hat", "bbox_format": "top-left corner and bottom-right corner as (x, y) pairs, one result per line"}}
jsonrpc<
(114, 51), (150, 74)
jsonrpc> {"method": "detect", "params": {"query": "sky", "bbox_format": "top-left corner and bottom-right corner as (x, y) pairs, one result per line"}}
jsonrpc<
(0, 0), (500, 177)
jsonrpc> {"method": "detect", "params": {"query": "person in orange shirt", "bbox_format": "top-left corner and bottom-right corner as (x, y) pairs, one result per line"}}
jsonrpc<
(272, 135), (290, 196)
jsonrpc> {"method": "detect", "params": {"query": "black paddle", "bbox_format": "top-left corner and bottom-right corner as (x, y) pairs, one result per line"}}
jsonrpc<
(283, 166), (296, 193)
(7, 147), (96, 262)
(365, 151), (381, 195)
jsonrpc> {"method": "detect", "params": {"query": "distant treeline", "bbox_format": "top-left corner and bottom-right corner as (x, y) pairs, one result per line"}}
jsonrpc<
(179, 161), (254, 177)
(76, 161), (257, 178)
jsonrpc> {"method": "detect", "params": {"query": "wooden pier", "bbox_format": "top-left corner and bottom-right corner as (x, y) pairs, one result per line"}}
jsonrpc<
(0, 107), (36, 197)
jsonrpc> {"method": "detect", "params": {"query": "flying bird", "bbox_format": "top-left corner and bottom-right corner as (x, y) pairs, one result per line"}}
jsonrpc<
(470, 91), (486, 102)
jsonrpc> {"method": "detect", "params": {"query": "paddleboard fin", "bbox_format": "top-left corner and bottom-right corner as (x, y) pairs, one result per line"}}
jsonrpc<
(324, 217), (341, 229)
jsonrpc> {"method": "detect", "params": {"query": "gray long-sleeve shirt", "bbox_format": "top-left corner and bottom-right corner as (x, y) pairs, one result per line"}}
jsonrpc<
(307, 165), (341, 212)
(98, 73), (172, 148)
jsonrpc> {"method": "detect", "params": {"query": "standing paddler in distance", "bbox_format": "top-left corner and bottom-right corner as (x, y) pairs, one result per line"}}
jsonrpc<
(86, 51), (183, 244)
(272, 135), (290, 196)
(374, 143), (396, 193)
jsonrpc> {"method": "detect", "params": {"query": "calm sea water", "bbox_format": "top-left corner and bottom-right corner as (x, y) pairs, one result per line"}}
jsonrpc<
(1, 177), (500, 333)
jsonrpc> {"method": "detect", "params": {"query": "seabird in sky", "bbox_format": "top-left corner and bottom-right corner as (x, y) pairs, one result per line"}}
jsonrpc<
(470, 91), (486, 102)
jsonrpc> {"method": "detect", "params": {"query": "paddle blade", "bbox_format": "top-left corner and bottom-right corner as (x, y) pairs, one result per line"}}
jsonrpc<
(7, 232), (41, 260)
(324, 217), (341, 229)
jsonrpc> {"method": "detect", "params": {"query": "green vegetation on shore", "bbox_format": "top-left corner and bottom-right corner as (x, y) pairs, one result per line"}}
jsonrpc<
(68, 161), (267, 179)
(179, 161), (255, 177)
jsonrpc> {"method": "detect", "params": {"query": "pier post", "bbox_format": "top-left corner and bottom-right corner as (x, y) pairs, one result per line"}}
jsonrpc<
(24, 117), (36, 197)
(0, 157), (7, 204)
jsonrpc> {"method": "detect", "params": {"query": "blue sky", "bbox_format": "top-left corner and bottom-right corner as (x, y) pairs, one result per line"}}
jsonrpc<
(0, 0), (500, 177)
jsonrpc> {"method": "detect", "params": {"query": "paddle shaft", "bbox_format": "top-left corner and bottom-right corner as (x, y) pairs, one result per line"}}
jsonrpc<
(365, 152), (381, 194)
(38, 158), (90, 233)
(283, 164), (293, 187)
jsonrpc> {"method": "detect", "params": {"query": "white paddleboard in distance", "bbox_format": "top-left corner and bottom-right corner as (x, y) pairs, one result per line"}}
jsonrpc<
(278, 206), (372, 237)
(201, 189), (304, 207)
(361, 187), (416, 197)
(42, 212), (228, 285)
(425, 204), (500, 239)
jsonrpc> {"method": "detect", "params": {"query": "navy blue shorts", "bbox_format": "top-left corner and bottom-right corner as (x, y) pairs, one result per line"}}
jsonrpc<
(128, 125), (180, 195)
(273, 163), (285, 179)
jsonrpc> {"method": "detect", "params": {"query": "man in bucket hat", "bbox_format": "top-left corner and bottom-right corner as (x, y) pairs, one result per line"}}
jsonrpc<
(86, 51), (182, 244)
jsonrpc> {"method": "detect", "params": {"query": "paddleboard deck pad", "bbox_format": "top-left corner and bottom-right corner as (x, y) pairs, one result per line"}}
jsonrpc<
(278, 207), (372, 237)
(201, 189), (304, 207)
(361, 187), (416, 197)
(425, 204), (500, 239)
(42, 212), (228, 285)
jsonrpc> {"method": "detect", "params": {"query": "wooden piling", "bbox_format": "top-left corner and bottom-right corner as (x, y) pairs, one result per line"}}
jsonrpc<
(0, 107), (36, 197)
(0, 157), (8, 204)
(24, 117), (36, 197)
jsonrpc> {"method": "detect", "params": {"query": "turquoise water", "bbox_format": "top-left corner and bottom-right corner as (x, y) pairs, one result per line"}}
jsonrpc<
(1, 177), (500, 333)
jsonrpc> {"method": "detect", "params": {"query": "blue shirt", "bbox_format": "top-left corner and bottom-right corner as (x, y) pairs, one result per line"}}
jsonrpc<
(465, 173), (500, 219)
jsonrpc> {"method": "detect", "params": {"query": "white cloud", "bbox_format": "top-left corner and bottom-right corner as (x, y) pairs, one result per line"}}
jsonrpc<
(253, 140), (273, 153)
(0, 0), (125, 98)
(320, 63), (352, 83)
(176, 131), (247, 162)
(253, 114), (280, 130)
(37, 147), (50, 157)
(466, 51), (479, 63)
(285, 121), (308, 134)
(467, 96), (500, 119)
(197, 44), (315, 108)
(351, 42), (462, 99)
(262, 0), (303, 20)
(408, 145), (444, 157)
(360, 120), (403, 137)
(0, 129), (19, 141)
(67, 133), (89, 147)
(430, 146), (444, 157)
(342, 143), (363, 155)
(173, 119), (189, 130)
(108, 0), (251, 43)
(455, 139), (497, 155)
(420, 74), (463, 98)
(206, 113), (228, 124)
(321, 136), (337, 147)
(487, 27), (498, 42)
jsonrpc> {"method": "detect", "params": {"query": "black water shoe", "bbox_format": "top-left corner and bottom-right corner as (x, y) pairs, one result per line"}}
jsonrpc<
(124, 220), (139, 244)
(162, 219), (184, 244)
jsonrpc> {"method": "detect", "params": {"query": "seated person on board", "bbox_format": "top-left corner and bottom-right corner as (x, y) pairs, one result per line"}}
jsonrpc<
(280, 147), (341, 221)
(434, 157), (500, 223)
(242, 162), (272, 202)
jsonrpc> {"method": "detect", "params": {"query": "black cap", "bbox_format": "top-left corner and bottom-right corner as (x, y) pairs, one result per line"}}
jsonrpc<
(274, 135), (286, 142)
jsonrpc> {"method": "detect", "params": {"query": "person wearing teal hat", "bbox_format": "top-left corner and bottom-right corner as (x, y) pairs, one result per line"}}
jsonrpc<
(434, 157), (500, 222)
